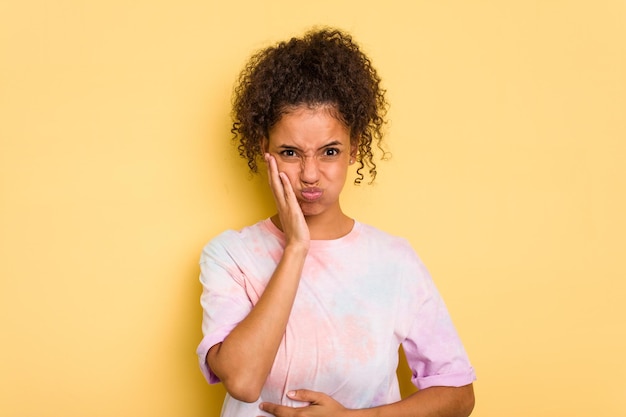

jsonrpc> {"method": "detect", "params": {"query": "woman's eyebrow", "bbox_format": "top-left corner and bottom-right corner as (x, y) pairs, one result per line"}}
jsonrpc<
(276, 144), (300, 151)
(276, 141), (344, 151)
(319, 141), (343, 150)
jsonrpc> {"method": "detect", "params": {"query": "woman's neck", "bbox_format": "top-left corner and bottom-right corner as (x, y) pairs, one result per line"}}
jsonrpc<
(270, 211), (354, 240)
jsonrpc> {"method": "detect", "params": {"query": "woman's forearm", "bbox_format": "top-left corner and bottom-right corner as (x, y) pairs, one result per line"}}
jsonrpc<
(353, 384), (475, 417)
(207, 243), (308, 402)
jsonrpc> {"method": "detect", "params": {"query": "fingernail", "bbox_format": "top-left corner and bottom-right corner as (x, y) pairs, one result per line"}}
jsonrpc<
(287, 390), (296, 397)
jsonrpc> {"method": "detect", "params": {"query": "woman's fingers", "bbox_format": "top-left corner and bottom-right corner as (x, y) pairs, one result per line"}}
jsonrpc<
(265, 153), (287, 207)
(264, 153), (310, 246)
(267, 154), (299, 211)
(279, 172), (297, 204)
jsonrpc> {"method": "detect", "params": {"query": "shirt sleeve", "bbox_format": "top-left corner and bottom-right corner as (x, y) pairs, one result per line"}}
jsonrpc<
(401, 253), (476, 390)
(196, 237), (253, 384)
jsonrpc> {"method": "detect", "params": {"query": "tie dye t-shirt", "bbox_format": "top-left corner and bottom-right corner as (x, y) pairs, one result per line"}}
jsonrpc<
(197, 219), (475, 417)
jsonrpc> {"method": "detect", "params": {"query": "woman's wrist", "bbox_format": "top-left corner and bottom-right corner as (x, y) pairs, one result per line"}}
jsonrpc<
(283, 241), (309, 258)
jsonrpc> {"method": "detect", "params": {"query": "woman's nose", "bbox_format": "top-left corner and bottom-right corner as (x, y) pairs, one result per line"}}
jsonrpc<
(300, 157), (320, 184)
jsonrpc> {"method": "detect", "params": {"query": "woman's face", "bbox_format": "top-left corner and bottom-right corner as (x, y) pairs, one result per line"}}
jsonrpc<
(265, 105), (355, 219)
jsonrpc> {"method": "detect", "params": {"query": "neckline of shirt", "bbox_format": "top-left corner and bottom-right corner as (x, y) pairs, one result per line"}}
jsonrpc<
(262, 218), (362, 249)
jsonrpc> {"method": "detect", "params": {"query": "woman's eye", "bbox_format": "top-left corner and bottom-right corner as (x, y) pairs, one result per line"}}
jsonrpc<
(324, 148), (340, 157)
(280, 149), (297, 157)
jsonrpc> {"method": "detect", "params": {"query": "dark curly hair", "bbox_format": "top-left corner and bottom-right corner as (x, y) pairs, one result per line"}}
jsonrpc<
(231, 27), (388, 184)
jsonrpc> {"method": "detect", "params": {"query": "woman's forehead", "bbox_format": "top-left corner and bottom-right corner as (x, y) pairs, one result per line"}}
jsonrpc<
(268, 107), (351, 148)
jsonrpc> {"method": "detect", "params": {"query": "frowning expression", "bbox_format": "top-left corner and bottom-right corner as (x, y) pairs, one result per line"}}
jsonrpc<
(265, 105), (356, 219)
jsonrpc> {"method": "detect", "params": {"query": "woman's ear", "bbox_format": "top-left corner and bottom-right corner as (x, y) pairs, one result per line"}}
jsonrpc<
(350, 143), (358, 164)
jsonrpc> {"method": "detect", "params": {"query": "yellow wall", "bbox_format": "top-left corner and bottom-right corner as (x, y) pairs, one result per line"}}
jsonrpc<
(1, 1), (625, 416)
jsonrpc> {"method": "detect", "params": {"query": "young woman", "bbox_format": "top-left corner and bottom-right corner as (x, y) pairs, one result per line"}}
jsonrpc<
(197, 28), (476, 417)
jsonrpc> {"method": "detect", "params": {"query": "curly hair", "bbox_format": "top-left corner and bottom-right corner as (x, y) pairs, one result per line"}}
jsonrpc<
(231, 28), (388, 184)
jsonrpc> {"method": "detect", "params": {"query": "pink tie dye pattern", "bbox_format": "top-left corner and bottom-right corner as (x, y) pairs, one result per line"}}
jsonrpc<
(197, 219), (475, 416)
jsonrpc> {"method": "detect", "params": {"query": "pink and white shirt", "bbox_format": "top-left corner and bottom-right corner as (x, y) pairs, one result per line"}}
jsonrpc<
(197, 219), (475, 416)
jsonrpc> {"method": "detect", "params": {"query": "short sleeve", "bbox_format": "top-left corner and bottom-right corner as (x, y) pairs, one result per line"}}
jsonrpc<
(196, 238), (253, 384)
(401, 255), (476, 389)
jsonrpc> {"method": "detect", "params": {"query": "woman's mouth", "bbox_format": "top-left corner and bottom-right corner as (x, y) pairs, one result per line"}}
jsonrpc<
(300, 188), (323, 201)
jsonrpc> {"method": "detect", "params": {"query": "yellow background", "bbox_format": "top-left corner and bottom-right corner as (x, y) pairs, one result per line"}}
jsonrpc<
(1, 1), (625, 416)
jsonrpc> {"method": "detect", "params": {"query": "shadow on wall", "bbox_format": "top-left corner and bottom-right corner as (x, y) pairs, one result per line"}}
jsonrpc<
(397, 346), (418, 398)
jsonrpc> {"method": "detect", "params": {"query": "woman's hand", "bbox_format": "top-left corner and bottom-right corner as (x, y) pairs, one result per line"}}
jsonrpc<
(259, 390), (350, 417)
(206, 155), (311, 402)
(258, 384), (475, 417)
(265, 153), (310, 250)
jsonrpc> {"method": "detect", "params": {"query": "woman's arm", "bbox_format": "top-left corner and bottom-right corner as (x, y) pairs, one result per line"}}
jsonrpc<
(260, 384), (475, 417)
(207, 154), (310, 403)
(359, 384), (475, 417)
